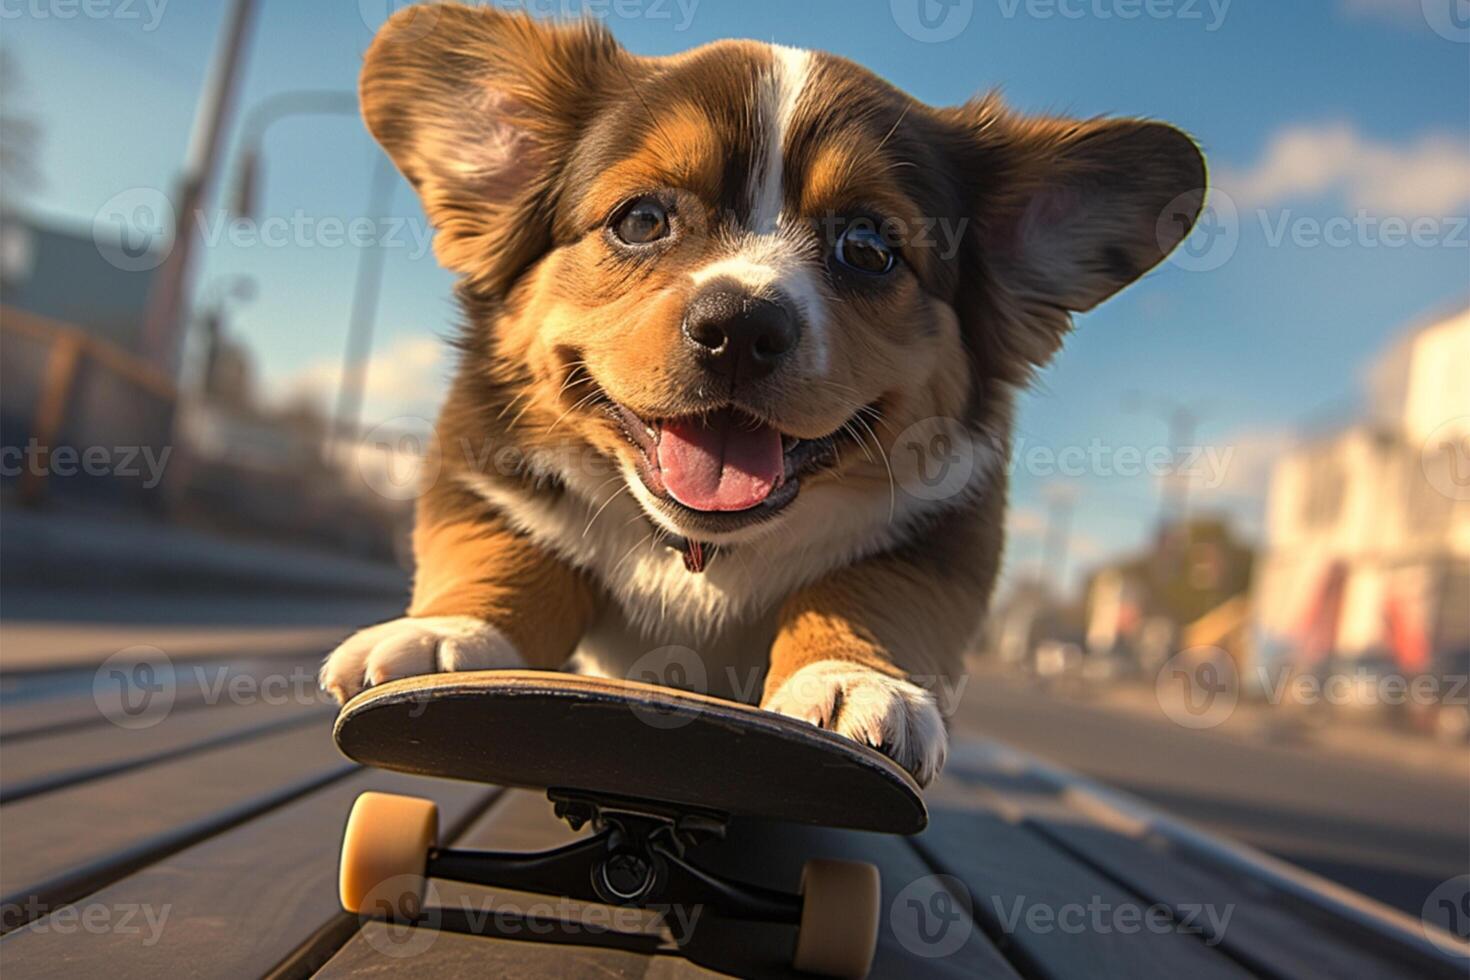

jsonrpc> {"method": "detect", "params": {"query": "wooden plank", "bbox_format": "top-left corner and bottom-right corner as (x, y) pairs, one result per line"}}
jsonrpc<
(909, 794), (1253, 980)
(0, 769), (496, 979)
(0, 719), (352, 922)
(316, 790), (1020, 979)
(679, 818), (1021, 979)
(0, 697), (332, 802)
(943, 743), (1459, 979)
(1034, 818), (1455, 980)
(0, 656), (327, 741)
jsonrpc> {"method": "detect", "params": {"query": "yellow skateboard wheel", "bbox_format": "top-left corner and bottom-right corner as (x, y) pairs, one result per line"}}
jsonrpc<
(793, 858), (881, 978)
(338, 791), (438, 919)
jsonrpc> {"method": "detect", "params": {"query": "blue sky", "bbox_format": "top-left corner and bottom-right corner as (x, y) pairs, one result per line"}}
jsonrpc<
(7, 0), (1468, 588)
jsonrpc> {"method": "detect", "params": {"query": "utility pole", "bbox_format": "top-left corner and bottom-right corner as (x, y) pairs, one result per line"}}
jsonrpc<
(1161, 404), (1199, 535)
(223, 89), (386, 460)
(1040, 483), (1077, 595)
(1124, 393), (1204, 546)
(140, 0), (259, 370)
(330, 153), (398, 458)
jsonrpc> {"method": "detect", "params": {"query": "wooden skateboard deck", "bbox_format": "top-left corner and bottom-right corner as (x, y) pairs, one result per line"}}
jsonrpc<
(334, 670), (926, 835)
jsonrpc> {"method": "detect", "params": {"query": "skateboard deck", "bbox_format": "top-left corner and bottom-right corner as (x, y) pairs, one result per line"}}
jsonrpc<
(334, 670), (927, 835)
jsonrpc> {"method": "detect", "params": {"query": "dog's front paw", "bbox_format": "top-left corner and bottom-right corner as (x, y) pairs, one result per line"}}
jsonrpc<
(319, 616), (523, 703)
(763, 660), (947, 786)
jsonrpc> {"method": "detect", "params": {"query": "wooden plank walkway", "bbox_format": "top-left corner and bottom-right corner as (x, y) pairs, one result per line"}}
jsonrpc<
(0, 654), (1461, 978)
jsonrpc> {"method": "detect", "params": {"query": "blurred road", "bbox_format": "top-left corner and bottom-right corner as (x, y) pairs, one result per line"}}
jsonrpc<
(952, 668), (1470, 924)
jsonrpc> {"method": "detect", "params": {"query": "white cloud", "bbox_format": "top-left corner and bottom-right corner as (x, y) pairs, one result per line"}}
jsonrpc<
(275, 334), (449, 425)
(1218, 122), (1470, 215)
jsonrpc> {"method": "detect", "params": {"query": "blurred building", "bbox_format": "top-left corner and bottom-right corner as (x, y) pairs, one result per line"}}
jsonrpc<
(0, 210), (407, 562)
(1252, 307), (1470, 685)
(0, 211), (156, 353)
(1, 211), (174, 509)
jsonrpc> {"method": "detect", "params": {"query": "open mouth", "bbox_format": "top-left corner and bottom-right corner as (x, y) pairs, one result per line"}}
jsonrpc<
(609, 403), (839, 531)
(557, 363), (859, 571)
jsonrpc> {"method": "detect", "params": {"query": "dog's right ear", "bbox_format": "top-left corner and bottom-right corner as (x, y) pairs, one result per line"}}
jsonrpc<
(361, 5), (629, 288)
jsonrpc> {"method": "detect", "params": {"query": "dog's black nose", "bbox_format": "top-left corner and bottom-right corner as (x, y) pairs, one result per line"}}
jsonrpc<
(682, 281), (800, 381)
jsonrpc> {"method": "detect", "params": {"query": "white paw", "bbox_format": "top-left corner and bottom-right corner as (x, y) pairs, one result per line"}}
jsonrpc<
(319, 616), (523, 703)
(764, 660), (948, 786)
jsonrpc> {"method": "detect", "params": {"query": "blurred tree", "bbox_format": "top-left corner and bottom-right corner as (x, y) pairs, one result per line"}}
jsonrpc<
(1081, 515), (1256, 662)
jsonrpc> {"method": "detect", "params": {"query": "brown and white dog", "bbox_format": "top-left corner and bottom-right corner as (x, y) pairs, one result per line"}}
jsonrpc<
(320, 4), (1205, 785)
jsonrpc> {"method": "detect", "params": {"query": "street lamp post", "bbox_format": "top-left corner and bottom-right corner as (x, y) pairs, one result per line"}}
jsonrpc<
(1124, 392), (1207, 544)
(330, 154), (397, 457)
(140, 0), (259, 370)
(228, 91), (397, 459)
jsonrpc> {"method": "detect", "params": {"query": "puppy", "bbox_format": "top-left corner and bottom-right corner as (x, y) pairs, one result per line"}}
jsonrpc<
(321, 4), (1205, 786)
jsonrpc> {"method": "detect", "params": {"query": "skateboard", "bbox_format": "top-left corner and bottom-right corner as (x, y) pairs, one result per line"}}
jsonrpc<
(333, 670), (928, 978)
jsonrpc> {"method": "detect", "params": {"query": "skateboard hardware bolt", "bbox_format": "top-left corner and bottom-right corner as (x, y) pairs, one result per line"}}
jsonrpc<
(597, 848), (655, 902)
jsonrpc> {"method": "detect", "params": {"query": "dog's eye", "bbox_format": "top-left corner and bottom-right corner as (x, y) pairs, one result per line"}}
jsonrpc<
(833, 223), (895, 276)
(613, 197), (670, 245)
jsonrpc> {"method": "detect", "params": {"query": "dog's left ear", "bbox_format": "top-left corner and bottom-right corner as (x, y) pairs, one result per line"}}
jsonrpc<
(961, 103), (1206, 367)
(360, 6), (631, 290)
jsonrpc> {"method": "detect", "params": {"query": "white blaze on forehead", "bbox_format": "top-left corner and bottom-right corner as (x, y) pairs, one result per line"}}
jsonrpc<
(688, 45), (829, 374)
(750, 45), (812, 234)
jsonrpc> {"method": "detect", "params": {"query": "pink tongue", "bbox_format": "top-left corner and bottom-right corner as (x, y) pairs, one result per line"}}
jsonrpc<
(656, 410), (784, 512)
